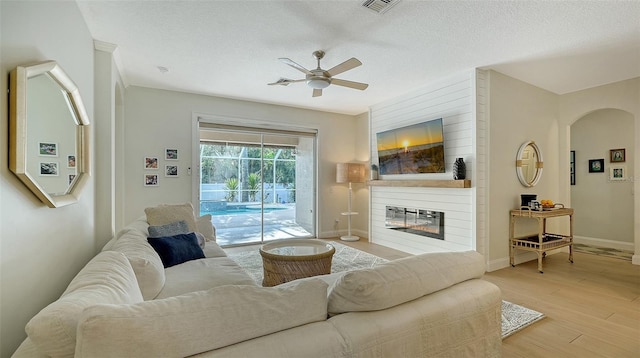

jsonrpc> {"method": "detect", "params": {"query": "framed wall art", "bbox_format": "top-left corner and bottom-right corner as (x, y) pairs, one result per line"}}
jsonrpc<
(39, 162), (59, 176)
(570, 150), (575, 185)
(165, 165), (178, 177)
(67, 155), (76, 168)
(609, 165), (626, 181)
(144, 174), (159, 186)
(588, 159), (604, 173)
(38, 142), (58, 157)
(165, 148), (178, 160)
(144, 157), (159, 169)
(610, 148), (625, 163)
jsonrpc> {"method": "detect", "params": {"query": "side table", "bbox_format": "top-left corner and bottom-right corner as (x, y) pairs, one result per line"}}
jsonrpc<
(259, 239), (335, 287)
(509, 207), (574, 273)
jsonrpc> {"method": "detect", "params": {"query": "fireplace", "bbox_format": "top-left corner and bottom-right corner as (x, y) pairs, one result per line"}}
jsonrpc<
(385, 206), (444, 240)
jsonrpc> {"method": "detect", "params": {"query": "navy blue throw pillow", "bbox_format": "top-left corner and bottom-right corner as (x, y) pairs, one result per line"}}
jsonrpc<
(148, 233), (205, 268)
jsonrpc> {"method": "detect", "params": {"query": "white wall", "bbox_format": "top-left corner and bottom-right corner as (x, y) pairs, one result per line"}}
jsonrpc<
(0, 2), (97, 356)
(571, 109), (634, 248)
(558, 78), (640, 264)
(486, 72), (639, 269)
(486, 70), (561, 269)
(368, 70), (480, 254)
(121, 86), (363, 239)
(352, 111), (370, 238)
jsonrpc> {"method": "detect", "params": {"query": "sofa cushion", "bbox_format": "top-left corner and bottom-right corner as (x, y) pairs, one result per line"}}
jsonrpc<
(148, 233), (205, 268)
(25, 251), (143, 358)
(145, 202), (198, 232)
(202, 240), (227, 258)
(196, 214), (216, 242)
(328, 251), (485, 314)
(148, 219), (189, 238)
(148, 220), (205, 249)
(155, 257), (257, 299)
(110, 235), (166, 300)
(76, 279), (329, 357)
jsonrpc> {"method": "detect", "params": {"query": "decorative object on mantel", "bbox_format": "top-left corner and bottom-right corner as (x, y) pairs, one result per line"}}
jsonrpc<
(453, 157), (466, 180)
(370, 164), (379, 180)
(336, 163), (365, 242)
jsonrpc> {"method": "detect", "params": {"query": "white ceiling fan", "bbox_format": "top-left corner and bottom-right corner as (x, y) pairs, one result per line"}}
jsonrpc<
(268, 50), (368, 97)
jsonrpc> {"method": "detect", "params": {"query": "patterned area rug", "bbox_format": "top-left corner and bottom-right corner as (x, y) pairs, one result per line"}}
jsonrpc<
(227, 241), (388, 285)
(573, 243), (633, 261)
(501, 300), (545, 338)
(226, 241), (544, 339)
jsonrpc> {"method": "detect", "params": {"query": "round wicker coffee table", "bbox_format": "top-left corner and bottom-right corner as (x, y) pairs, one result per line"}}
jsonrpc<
(259, 239), (335, 287)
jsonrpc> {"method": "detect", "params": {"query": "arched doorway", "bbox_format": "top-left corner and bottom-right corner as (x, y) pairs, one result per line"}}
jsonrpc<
(570, 108), (635, 252)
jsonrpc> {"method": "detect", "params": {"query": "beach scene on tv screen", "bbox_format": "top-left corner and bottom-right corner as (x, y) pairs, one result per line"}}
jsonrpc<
(376, 118), (445, 175)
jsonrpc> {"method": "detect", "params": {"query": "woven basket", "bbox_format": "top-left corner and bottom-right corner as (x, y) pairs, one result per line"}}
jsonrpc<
(260, 244), (335, 287)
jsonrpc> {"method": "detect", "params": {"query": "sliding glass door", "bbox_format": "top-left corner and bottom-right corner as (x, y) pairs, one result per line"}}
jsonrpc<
(198, 124), (316, 246)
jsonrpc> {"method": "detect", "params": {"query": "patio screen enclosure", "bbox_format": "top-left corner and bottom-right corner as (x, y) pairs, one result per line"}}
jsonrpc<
(198, 123), (316, 246)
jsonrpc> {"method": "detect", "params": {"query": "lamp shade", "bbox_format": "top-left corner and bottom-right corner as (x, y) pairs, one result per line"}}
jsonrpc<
(336, 163), (365, 183)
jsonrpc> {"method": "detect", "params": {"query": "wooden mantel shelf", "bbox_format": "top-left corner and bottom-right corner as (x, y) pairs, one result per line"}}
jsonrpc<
(367, 179), (471, 188)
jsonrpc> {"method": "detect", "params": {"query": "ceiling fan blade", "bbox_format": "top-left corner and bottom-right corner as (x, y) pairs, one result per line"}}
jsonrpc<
(267, 78), (305, 86)
(327, 58), (362, 76)
(331, 78), (369, 91)
(279, 58), (312, 75)
(312, 88), (322, 97)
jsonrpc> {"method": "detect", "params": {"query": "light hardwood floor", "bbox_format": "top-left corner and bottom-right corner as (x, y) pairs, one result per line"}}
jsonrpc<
(321, 239), (640, 357)
(228, 239), (639, 356)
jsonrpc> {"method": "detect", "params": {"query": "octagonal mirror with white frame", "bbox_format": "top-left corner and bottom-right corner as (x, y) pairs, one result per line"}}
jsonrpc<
(9, 61), (91, 208)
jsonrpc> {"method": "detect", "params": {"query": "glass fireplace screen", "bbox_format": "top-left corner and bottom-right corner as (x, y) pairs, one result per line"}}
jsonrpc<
(385, 206), (444, 240)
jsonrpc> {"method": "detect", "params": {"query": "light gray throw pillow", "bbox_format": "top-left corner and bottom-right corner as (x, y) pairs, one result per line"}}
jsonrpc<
(148, 220), (189, 238)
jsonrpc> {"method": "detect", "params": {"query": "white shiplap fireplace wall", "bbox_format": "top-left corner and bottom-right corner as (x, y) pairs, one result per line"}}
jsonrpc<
(369, 69), (487, 255)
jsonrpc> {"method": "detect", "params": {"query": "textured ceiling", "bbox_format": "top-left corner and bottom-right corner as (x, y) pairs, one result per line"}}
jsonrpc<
(76, 0), (640, 115)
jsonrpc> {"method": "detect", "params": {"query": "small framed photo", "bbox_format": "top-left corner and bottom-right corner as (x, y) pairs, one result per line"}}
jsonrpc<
(165, 148), (178, 160)
(68, 174), (76, 185)
(609, 165), (626, 181)
(588, 159), (604, 173)
(165, 165), (178, 177)
(67, 155), (76, 168)
(39, 162), (59, 176)
(610, 148), (625, 163)
(144, 174), (159, 186)
(38, 142), (58, 157)
(144, 157), (159, 170)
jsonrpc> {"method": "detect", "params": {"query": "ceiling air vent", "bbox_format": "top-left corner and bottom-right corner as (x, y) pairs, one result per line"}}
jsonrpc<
(361, 0), (400, 14)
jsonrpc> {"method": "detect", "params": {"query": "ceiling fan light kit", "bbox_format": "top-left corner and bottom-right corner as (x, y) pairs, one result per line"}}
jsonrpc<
(269, 50), (368, 97)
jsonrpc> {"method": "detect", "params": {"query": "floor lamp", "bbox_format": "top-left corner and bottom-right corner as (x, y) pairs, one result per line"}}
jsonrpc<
(336, 163), (365, 242)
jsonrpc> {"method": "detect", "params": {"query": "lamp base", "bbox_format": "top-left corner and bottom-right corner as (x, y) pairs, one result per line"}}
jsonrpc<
(340, 235), (360, 242)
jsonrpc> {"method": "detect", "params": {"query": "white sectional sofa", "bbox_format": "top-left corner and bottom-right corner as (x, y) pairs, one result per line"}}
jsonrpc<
(13, 204), (502, 357)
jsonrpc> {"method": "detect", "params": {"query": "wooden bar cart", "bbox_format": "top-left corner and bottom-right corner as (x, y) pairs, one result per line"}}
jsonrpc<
(509, 206), (574, 273)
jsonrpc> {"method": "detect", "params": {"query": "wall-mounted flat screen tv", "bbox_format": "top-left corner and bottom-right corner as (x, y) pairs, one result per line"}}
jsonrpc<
(376, 118), (445, 175)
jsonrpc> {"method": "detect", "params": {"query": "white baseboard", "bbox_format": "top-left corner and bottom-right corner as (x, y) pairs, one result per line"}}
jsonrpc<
(486, 248), (569, 272)
(573, 236), (634, 251)
(633, 255), (640, 265)
(318, 229), (368, 241)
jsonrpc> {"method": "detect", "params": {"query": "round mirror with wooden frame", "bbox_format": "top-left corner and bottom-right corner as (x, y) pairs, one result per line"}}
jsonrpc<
(9, 61), (91, 208)
(516, 141), (543, 187)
